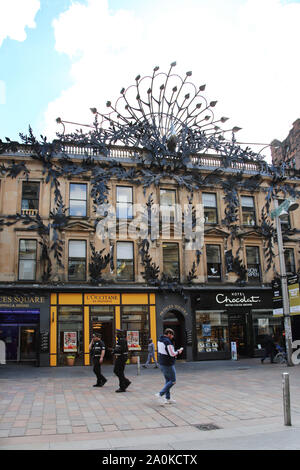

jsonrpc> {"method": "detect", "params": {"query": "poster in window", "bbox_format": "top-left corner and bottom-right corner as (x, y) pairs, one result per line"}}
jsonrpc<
(127, 331), (141, 350)
(202, 324), (211, 336)
(63, 332), (77, 352)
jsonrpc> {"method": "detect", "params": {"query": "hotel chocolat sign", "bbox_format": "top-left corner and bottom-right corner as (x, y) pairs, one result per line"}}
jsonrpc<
(216, 292), (262, 307)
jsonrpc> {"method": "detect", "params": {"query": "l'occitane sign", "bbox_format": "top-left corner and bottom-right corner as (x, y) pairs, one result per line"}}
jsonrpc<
(84, 294), (120, 305)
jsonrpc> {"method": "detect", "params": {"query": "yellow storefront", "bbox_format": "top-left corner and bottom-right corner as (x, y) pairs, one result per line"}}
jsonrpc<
(50, 292), (156, 366)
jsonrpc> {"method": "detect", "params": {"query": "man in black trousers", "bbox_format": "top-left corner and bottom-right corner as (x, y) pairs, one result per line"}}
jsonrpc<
(113, 329), (131, 392)
(89, 333), (107, 387)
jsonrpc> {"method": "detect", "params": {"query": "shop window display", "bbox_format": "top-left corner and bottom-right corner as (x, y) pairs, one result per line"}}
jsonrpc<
(196, 311), (229, 354)
(58, 305), (83, 365)
(121, 305), (149, 361)
(252, 311), (284, 351)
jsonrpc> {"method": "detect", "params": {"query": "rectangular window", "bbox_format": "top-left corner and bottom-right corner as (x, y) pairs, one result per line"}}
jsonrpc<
(196, 311), (229, 354)
(284, 248), (295, 274)
(58, 306), (83, 366)
(246, 246), (261, 282)
(241, 196), (256, 226)
(117, 242), (134, 281)
(18, 239), (37, 280)
(21, 182), (39, 215)
(160, 189), (176, 223)
(206, 244), (222, 281)
(163, 242), (179, 280)
(69, 183), (87, 217)
(121, 305), (149, 357)
(116, 186), (133, 220)
(68, 240), (86, 281)
(203, 193), (217, 224)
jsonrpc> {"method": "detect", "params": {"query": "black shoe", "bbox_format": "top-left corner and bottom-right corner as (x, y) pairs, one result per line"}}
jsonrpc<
(93, 383), (102, 387)
(101, 378), (107, 386)
(142, 365), (147, 368)
(115, 389), (126, 393)
(125, 380), (131, 389)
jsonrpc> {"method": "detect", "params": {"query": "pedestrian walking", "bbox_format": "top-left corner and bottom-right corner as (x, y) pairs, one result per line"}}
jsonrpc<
(261, 334), (276, 363)
(142, 338), (158, 368)
(89, 333), (107, 387)
(155, 328), (183, 404)
(113, 329), (131, 393)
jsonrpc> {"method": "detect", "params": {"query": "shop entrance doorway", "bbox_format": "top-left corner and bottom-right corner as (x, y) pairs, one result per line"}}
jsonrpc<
(0, 324), (38, 362)
(163, 310), (186, 359)
(90, 305), (114, 363)
(228, 313), (248, 357)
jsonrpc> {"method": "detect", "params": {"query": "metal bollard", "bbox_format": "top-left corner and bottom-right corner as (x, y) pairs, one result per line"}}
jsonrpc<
(282, 372), (292, 426)
(137, 356), (140, 375)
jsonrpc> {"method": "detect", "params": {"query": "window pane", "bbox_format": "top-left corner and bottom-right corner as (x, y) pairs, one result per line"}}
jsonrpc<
(160, 189), (176, 206)
(69, 199), (87, 216)
(117, 242), (134, 280)
(21, 182), (39, 210)
(246, 246), (259, 264)
(68, 259), (86, 281)
(121, 306), (149, 355)
(241, 196), (254, 208)
(196, 311), (229, 353)
(203, 193), (216, 207)
(206, 245), (221, 263)
(163, 243), (179, 279)
(19, 240), (37, 259)
(70, 184), (87, 200)
(117, 242), (133, 259)
(69, 240), (86, 258)
(117, 187), (132, 203)
(19, 260), (36, 280)
(285, 249), (295, 273)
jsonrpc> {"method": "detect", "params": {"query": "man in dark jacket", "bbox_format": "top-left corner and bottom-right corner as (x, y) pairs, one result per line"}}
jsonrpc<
(89, 333), (107, 387)
(261, 334), (276, 363)
(113, 329), (131, 392)
(155, 328), (183, 404)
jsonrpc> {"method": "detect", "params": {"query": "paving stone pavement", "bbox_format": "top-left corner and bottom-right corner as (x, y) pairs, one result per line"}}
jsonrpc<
(1, 359), (300, 450)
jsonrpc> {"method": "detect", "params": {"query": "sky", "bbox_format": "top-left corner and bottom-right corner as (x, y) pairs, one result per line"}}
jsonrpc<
(0, 0), (300, 162)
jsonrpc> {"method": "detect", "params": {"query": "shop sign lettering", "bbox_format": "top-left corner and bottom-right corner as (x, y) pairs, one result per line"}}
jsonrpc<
(0, 295), (45, 306)
(84, 294), (120, 305)
(216, 292), (261, 307)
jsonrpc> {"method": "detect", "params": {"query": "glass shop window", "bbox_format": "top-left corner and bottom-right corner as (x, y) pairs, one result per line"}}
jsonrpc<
(241, 196), (256, 226)
(68, 240), (86, 281)
(203, 193), (217, 224)
(18, 239), (37, 281)
(116, 242), (134, 281)
(252, 312), (284, 351)
(69, 183), (87, 217)
(58, 305), (83, 366)
(116, 186), (133, 220)
(121, 305), (149, 357)
(206, 244), (222, 281)
(196, 311), (229, 354)
(163, 242), (179, 281)
(246, 246), (261, 283)
(21, 182), (39, 215)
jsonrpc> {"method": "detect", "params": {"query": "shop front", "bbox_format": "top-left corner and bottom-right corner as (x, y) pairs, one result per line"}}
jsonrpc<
(49, 292), (156, 366)
(191, 288), (284, 360)
(0, 292), (50, 366)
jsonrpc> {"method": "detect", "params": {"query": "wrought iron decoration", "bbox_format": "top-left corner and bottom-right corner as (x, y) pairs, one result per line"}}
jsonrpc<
(0, 62), (300, 288)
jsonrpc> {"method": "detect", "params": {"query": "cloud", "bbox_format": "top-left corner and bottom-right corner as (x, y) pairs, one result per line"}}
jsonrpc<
(43, 0), (300, 161)
(0, 0), (40, 47)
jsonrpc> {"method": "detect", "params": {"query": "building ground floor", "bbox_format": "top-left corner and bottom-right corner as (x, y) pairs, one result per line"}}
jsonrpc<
(0, 285), (299, 367)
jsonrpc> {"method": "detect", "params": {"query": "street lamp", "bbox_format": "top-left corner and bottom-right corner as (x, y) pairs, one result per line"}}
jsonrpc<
(271, 198), (299, 366)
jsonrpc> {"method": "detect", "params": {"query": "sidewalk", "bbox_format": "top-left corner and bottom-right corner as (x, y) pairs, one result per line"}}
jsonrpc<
(1, 358), (300, 450)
